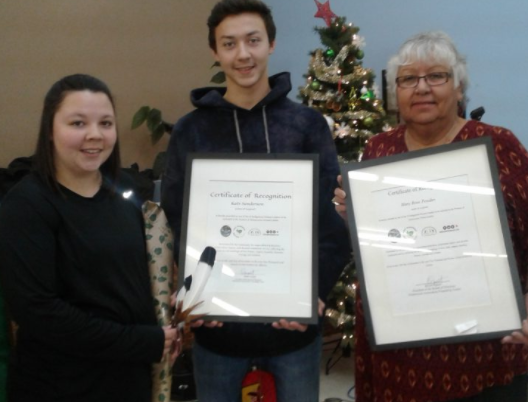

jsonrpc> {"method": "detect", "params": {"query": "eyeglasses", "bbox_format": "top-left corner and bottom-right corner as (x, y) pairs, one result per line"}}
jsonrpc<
(395, 72), (452, 88)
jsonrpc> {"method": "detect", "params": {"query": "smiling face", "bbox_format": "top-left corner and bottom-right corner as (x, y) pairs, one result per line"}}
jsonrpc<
(212, 12), (275, 102)
(396, 61), (462, 127)
(52, 90), (117, 183)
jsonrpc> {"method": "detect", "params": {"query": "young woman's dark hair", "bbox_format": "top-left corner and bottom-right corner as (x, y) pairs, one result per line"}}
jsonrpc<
(207, 0), (276, 51)
(33, 74), (121, 192)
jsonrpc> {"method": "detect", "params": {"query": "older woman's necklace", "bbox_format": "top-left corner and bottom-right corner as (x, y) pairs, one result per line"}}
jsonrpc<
(405, 118), (466, 151)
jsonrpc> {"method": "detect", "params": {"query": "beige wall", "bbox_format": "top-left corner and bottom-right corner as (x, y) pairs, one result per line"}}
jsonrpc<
(0, 0), (218, 170)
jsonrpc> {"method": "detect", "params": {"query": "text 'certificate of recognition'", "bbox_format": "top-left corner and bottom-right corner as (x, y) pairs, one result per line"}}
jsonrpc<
(179, 154), (318, 324)
(341, 137), (525, 350)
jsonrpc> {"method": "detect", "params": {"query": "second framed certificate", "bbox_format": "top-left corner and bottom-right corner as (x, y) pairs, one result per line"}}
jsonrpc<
(179, 153), (319, 324)
(341, 137), (526, 350)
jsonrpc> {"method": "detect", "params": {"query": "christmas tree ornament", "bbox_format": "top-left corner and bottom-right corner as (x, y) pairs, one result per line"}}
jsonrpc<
(356, 49), (364, 60)
(336, 122), (352, 138)
(360, 89), (374, 100)
(363, 116), (374, 127)
(352, 34), (366, 49)
(310, 80), (321, 90)
(333, 281), (344, 293)
(325, 308), (340, 326)
(344, 283), (356, 298)
(314, 0), (337, 27)
(325, 48), (335, 58)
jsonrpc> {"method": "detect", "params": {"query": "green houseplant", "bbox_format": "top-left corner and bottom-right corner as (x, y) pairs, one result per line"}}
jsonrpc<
(130, 63), (225, 179)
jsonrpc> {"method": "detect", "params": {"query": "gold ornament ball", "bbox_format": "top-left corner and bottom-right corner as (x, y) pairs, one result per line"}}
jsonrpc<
(363, 116), (374, 127)
(345, 284), (356, 298)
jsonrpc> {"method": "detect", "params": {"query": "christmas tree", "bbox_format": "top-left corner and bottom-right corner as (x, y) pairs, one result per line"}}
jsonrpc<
(299, 0), (391, 354)
(299, 0), (390, 163)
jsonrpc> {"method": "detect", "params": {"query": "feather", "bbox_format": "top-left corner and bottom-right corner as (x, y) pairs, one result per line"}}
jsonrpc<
(182, 246), (216, 311)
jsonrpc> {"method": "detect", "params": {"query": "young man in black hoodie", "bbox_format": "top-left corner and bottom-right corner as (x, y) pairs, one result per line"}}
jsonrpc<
(161, 0), (350, 400)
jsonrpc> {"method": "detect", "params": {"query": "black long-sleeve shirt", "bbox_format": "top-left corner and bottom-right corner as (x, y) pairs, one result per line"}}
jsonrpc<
(0, 173), (164, 402)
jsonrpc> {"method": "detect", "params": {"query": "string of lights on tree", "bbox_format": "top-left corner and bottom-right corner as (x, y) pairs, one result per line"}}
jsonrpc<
(300, 0), (392, 354)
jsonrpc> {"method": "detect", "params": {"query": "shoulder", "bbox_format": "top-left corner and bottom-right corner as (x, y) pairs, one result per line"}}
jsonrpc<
(2, 173), (50, 203)
(363, 126), (406, 159)
(461, 121), (528, 159)
(172, 109), (201, 132)
(0, 173), (59, 224)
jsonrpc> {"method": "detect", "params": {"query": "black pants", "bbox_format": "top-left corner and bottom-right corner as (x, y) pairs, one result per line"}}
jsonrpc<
(449, 374), (528, 402)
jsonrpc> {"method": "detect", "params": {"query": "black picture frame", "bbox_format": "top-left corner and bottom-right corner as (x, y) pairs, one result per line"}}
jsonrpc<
(179, 153), (319, 324)
(341, 137), (526, 350)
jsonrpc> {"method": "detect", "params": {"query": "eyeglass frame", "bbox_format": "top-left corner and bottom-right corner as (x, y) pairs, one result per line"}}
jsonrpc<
(395, 72), (452, 88)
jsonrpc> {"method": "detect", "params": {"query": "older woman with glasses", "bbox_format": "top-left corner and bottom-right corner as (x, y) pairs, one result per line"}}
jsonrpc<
(334, 31), (528, 402)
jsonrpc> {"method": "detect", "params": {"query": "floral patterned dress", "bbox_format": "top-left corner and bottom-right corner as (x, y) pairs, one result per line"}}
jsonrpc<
(355, 120), (528, 402)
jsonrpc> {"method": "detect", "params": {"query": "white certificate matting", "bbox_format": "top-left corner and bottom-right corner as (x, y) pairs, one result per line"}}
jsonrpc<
(342, 137), (525, 349)
(180, 154), (318, 324)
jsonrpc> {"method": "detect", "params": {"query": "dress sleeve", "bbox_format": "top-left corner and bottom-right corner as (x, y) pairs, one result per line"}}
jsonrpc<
(492, 129), (528, 289)
(0, 184), (164, 363)
(305, 114), (351, 301)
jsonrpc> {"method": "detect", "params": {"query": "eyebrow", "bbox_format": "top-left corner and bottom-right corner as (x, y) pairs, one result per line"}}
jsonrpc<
(66, 113), (115, 119)
(220, 30), (262, 40)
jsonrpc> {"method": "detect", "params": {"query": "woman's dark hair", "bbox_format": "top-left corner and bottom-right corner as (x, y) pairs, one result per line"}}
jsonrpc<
(207, 0), (276, 51)
(33, 74), (121, 192)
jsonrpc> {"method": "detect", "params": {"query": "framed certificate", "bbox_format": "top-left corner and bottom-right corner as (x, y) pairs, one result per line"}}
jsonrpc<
(179, 153), (319, 324)
(341, 137), (526, 350)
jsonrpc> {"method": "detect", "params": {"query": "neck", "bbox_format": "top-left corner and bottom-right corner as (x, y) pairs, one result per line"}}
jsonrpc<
(405, 117), (466, 151)
(224, 79), (271, 110)
(56, 170), (102, 197)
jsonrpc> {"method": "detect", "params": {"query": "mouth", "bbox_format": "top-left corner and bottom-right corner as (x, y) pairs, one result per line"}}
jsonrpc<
(235, 65), (255, 74)
(411, 100), (436, 107)
(81, 149), (102, 155)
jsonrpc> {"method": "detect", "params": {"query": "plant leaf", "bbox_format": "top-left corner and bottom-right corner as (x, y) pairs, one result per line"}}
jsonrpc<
(211, 71), (226, 84)
(152, 151), (167, 179)
(151, 123), (166, 145)
(147, 108), (162, 132)
(131, 106), (150, 129)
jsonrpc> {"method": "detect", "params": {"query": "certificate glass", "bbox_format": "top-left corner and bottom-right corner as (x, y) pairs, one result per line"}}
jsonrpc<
(179, 154), (318, 324)
(341, 137), (526, 350)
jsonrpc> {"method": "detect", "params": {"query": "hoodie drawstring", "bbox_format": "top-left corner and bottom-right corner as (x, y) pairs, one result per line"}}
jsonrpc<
(233, 107), (271, 154)
(233, 109), (243, 153)
(262, 106), (270, 154)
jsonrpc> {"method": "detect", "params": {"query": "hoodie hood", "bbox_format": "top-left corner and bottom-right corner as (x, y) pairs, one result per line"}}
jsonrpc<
(188, 72), (292, 153)
(190, 72), (292, 110)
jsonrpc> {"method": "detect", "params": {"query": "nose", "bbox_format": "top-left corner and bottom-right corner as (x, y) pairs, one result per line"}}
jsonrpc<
(414, 76), (431, 93)
(86, 123), (104, 140)
(236, 43), (250, 60)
